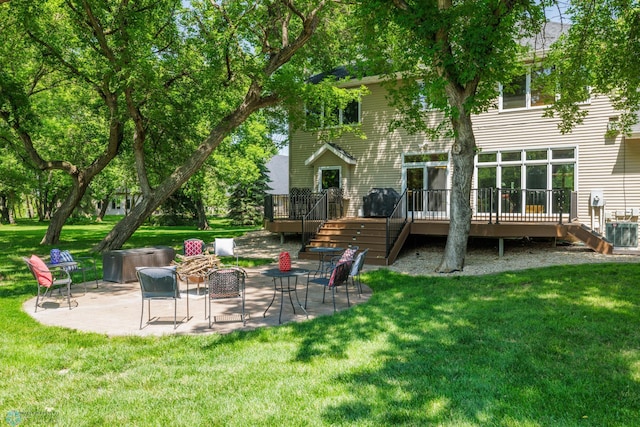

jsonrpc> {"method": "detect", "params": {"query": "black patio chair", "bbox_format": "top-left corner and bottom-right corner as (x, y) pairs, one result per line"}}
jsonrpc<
(206, 267), (246, 327)
(136, 266), (182, 329)
(349, 248), (369, 297)
(305, 260), (353, 312)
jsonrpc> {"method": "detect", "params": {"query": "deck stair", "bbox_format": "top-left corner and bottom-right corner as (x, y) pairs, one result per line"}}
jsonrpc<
(566, 223), (614, 254)
(298, 218), (406, 266)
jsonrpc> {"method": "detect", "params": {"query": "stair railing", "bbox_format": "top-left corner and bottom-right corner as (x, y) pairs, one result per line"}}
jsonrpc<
(386, 189), (408, 257)
(301, 192), (328, 251)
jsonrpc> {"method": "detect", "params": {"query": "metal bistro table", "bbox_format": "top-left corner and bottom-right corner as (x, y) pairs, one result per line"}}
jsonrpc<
(262, 267), (309, 324)
(308, 246), (343, 277)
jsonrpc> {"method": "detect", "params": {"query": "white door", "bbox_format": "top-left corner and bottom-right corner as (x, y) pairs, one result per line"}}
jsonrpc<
(404, 166), (447, 219)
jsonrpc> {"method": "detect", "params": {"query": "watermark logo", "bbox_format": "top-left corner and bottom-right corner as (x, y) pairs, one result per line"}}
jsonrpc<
(5, 409), (57, 426)
(5, 411), (21, 426)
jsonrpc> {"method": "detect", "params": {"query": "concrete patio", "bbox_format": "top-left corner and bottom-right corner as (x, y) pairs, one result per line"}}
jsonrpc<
(23, 260), (371, 337)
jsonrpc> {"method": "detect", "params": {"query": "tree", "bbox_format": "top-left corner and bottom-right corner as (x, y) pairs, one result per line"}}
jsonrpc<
(3, 1), (346, 250)
(546, 1), (640, 134)
(0, 2), (125, 243)
(92, 0), (350, 252)
(355, 0), (548, 272)
(0, 145), (29, 224)
(228, 160), (272, 226)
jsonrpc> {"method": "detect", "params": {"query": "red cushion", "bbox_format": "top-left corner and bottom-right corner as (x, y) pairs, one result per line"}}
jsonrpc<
(29, 255), (53, 287)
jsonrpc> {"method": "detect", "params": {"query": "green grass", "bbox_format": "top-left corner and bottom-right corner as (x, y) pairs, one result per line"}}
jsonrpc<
(2, 220), (640, 425)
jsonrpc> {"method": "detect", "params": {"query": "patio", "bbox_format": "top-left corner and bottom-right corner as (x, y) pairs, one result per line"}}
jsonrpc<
(23, 260), (371, 337)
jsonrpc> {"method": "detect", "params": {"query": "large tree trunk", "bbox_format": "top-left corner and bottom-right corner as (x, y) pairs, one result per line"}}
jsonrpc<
(195, 198), (210, 230)
(41, 174), (90, 244)
(0, 194), (9, 224)
(97, 194), (110, 221)
(93, 196), (161, 251)
(436, 111), (476, 273)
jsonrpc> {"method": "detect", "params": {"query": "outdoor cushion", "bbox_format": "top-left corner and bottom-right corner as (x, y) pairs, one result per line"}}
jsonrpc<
(29, 255), (53, 287)
(60, 250), (74, 263)
(215, 238), (235, 257)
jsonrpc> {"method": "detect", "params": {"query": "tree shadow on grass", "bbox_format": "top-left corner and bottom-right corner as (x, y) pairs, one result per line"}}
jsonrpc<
(293, 264), (640, 426)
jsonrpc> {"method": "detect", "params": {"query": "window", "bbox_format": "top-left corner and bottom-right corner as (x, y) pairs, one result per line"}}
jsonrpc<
(305, 99), (361, 129)
(416, 80), (436, 111)
(500, 68), (555, 111)
(405, 153), (449, 163)
(319, 167), (341, 190)
(474, 147), (576, 214)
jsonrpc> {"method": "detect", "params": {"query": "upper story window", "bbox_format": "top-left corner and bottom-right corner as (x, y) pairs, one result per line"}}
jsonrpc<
(499, 68), (555, 111)
(305, 99), (361, 130)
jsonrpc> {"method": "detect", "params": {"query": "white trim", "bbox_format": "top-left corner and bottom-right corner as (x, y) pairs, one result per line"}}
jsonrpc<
(305, 143), (357, 166)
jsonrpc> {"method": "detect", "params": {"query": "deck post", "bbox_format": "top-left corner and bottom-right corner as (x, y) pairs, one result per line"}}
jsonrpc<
(498, 238), (504, 257)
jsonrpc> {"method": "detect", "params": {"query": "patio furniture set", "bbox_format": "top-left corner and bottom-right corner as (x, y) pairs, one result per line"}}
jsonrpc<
(23, 239), (369, 331)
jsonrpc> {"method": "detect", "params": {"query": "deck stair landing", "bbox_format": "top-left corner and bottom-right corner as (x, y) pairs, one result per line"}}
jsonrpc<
(298, 218), (401, 266)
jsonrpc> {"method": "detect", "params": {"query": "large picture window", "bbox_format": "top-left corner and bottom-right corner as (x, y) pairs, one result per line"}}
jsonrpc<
(475, 147), (576, 215)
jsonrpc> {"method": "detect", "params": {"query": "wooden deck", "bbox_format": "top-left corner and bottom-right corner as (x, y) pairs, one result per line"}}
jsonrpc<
(265, 217), (615, 265)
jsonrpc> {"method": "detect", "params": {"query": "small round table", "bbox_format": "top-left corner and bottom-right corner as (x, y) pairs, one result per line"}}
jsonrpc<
(262, 267), (310, 324)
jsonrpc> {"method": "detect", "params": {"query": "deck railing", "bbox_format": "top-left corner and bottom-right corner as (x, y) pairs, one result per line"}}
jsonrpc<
(386, 189), (408, 257)
(265, 188), (577, 226)
(301, 192), (328, 250)
(264, 192), (332, 221)
(407, 188), (574, 224)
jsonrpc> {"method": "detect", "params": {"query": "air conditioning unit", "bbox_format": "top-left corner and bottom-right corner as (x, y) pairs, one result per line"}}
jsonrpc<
(605, 222), (638, 247)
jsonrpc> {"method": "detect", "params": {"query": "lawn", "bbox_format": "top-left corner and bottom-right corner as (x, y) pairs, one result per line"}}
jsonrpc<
(1, 219), (640, 426)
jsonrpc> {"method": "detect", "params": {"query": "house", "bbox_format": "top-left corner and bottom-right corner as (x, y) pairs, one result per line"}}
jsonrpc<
(265, 155), (289, 195)
(98, 188), (140, 216)
(265, 22), (640, 264)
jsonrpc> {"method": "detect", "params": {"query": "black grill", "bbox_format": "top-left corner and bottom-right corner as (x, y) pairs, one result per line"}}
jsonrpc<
(363, 188), (400, 217)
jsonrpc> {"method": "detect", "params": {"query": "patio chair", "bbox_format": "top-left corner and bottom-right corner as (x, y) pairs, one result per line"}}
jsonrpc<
(349, 248), (369, 297)
(182, 238), (207, 294)
(57, 250), (99, 289)
(206, 267), (246, 327)
(324, 245), (359, 276)
(183, 238), (205, 256)
(136, 266), (182, 329)
(214, 238), (239, 266)
(305, 260), (353, 312)
(23, 255), (73, 312)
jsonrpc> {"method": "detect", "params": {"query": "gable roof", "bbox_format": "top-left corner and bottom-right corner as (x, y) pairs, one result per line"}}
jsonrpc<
(305, 143), (357, 166)
(519, 21), (568, 53)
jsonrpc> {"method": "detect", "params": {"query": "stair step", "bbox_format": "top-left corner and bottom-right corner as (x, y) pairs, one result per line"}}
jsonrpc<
(299, 218), (407, 266)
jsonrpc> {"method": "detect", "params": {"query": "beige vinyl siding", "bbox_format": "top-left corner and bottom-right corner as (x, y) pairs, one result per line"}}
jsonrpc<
(291, 78), (640, 224)
(473, 95), (640, 222)
(290, 81), (453, 217)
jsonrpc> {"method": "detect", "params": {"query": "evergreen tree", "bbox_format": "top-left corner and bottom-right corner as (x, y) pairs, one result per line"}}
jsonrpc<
(228, 161), (272, 226)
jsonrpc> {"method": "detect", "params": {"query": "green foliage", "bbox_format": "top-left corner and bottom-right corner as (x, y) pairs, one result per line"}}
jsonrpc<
(354, 0), (547, 137)
(546, 1), (640, 133)
(228, 161), (271, 226)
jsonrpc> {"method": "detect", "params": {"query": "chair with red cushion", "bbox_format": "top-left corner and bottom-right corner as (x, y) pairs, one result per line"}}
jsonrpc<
(182, 239), (207, 294)
(183, 239), (205, 257)
(305, 260), (353, 312)
(23, 255), (73, 312)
